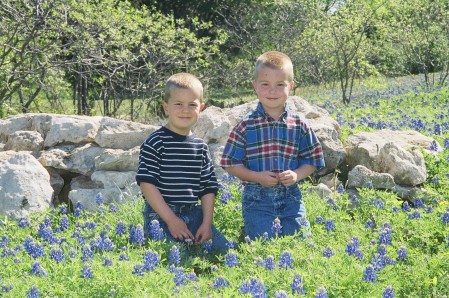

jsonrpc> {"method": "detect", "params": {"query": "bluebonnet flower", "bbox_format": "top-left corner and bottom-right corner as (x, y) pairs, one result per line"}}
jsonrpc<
(18, 217), (30, 228)
(272, 218), (282, 235)
(371, 198), (385, 209)
(326, 198), (337, 210)
(75, 201), (84, 210)
(434, 124), (441, 135)
(345, 236), (363, 260)
(323, 247), (334, 258)
(262, 232), (269, 241)
(186, 272), (196, 282)
(244, 235), (252, 244)
(74, 208), (82, 217)
(30, 262), (48, 276)
(102, 257), (112, 266)
(212, 276), (229, 289)
(0, 235), (8, 248)
(413, 199), (424, 208)
(429, 140), (439, 151)
(27, 285), (40, 298)
(324, 219), (335, 232)
(444, 138), (449, 149)
(425, 206), (433, 213)
(84, 221), (97, 230)
(365, 218), (376, 228)
(129, 224), (145, 245)
(291, 273), (305, 294)
(81, 244), (93, 262)
(95, 193), (104, 205)
(432, 177), (439, 185)
(97, 235), (115, 252)
(81, 265), (93, 278)
(132, 264), (145, 276)
(169, 266), (187, 286)
(336, 185), (345, 193)
(370, 252), (395, 271)
(1, 285), (13, 292)
(109, 203), (118, 213)
(38, 224), (57, 244)
(391, 206), (401, 213)
(365, 181), (373, 188)
(24, 237), (45, 259)
(275, 290), (288, 298)
(49, 246), (65, 263)
(377, 244), (387, 255)
(363, 264), (377, 283)
(379, 226), (392, 245)
(224, 251), (238, 267)
(71, 229), (85, 245)
(59, 215), (69, 231)
(316, 216), (324, 224)
(59, 204), (68, 214)
(148, 220), (164, 241)
(441, 209), (449, 225)
(140, 250), (160, 272)
(220, 184), (232, 204)
(14, 257), (22, 263)
(119, 253), (130, 261)
(315, 287), (328, 298)
(407, 210), (421, 220)
(278, 251), (294, 269)
(210, 265), (218, 272)
(115, 221), (127, 236)
(202, 240), (213, 254)
(262, 255), (276, 270)
(402, 202), (411, 212)
(169, 246), (181, 266)
(383, 285), (395, 298)
(396, 246), (408, 262)
(239, 277), (267, 298)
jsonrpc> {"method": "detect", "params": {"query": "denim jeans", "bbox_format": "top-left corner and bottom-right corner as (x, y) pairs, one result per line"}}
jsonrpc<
(242, 183), (310, 240)
(143, 201), (229, 253)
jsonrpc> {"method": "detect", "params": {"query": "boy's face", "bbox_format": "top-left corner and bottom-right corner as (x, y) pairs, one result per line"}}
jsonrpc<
(163, 87), (205, 135)
(253, 66), (294, 118)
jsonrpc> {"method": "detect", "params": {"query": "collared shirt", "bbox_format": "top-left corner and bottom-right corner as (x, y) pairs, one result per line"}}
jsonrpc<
(220, 101), (325, 173)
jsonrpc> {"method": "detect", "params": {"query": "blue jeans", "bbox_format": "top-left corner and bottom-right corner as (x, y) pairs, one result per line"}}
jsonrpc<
(242, 184), (310, 240)
(143, 202), (229, 253)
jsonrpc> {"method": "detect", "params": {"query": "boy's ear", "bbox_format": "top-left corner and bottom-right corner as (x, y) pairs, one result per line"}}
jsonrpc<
(162, 101), (169, 115)
(199, 102), (206, 112)
(252, 80), (257, 90)
(289, 81), (295, 91)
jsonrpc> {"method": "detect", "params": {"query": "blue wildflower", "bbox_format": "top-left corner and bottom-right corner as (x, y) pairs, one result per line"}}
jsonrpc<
(143, 250), (160, 271)
(102, 257), (112, 266)
(119, 253), (130, 261)
(18, 217), (30, 228)
(272, 218), (282, 235)
(220, 185), (232, 204)
(391, 206), (401, 213)
(109, 203), (118, 213)
(323, 247), (334, 258)
(363, 265), (377, 283)
(239, 277), (267, 298)
(432, 177), (439, 185)
(212, 276), (228, 288)
(324, 219), (335, 232)
(278, 251), (294, 269)
(115, 221), (127, 236)
(379, 226), (392, 245)
(59, 204), (68, 214)
(169, 266), (187, 286)
(169, 246), (181, 266)
(291, 273), (305, 294)
(441, 209), (449, 225)
(80, 265), (93, 278)
(30, 262), (48, 276)
(49, 246), (65, 263)
(24, 237), (45, 259)
(149, 219), (164, 241)
(444, 138), (449, 149)
(316, 216), (324, 224)
(224, 251), (239, 267)
(59, 215), (69, 231)
(81, 244), (93, 262)
(129, 224), (145, 245)
(396, 246), (408, 262)
(413, 199), (424, 208)
(383, 285), (395, 298)
(402, 202), (411, 212)
(74, 208), (82, 217)
(262, 255), (276, 270)
(336, 185), (345, 193)
(371, 198), (385, 209)
(429, 140), (438, 151)
(27, 285), (40, 298)
(365, 218), (376, 228)
(202, 240), (213, 254)
(132, 264), (145, 276)
(95, 193), (104, 205)
(0, 235), (8, 248)
(407, 210), (421, 220)
(315, 287), (328, 298)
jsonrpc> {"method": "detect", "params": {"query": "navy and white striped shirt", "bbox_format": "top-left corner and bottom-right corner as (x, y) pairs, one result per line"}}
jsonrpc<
(136, 126), (218, 206)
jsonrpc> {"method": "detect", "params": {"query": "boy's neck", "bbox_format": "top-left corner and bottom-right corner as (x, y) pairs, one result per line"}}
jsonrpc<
(164, 123), (192, 136)
(263, 106), (285, 121)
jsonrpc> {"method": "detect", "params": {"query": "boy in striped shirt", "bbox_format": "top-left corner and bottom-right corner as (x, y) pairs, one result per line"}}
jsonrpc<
(136, 73), (228, 252)
(220, 51), (325, 240)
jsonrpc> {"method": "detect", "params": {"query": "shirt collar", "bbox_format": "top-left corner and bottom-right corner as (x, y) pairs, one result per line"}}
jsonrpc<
(256, 101), (291, 122)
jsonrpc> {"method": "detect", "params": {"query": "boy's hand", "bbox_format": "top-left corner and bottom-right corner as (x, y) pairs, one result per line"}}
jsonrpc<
(279, 170), (298, 187)
(194, 223), (213, 245)
(257, 171), (279, 187)
(167, 216), (194, 241)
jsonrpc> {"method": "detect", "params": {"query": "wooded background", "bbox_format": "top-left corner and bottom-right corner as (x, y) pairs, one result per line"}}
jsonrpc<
(1, 0), (448, 120)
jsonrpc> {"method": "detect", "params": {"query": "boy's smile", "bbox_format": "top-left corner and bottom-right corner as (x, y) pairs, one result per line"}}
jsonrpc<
(253, 67), (294, 120)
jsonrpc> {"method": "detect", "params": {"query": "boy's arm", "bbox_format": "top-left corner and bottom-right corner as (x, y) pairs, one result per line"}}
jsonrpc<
(140, 182), (194, 241)
(194, 192), (215, 244)
(225, 165), (279, 187)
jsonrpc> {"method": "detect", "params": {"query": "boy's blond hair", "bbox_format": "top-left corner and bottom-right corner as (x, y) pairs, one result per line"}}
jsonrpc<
(254, 51), (294, 81)
(164, 73), (203, 102)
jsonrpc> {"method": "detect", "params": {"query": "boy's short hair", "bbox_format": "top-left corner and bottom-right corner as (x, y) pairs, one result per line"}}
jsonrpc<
(254, 51), (294, 81)
(164, 73), (203, 102)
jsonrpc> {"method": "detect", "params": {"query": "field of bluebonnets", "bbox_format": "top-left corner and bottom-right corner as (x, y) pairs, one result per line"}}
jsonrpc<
(1, 75), (449, 297)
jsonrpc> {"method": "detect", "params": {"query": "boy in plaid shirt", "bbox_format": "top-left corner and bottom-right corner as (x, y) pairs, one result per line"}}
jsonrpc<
(220, 51), (325, 240)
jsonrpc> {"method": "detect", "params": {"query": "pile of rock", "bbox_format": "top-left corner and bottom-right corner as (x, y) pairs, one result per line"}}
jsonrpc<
(0, 96), (442, 219)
